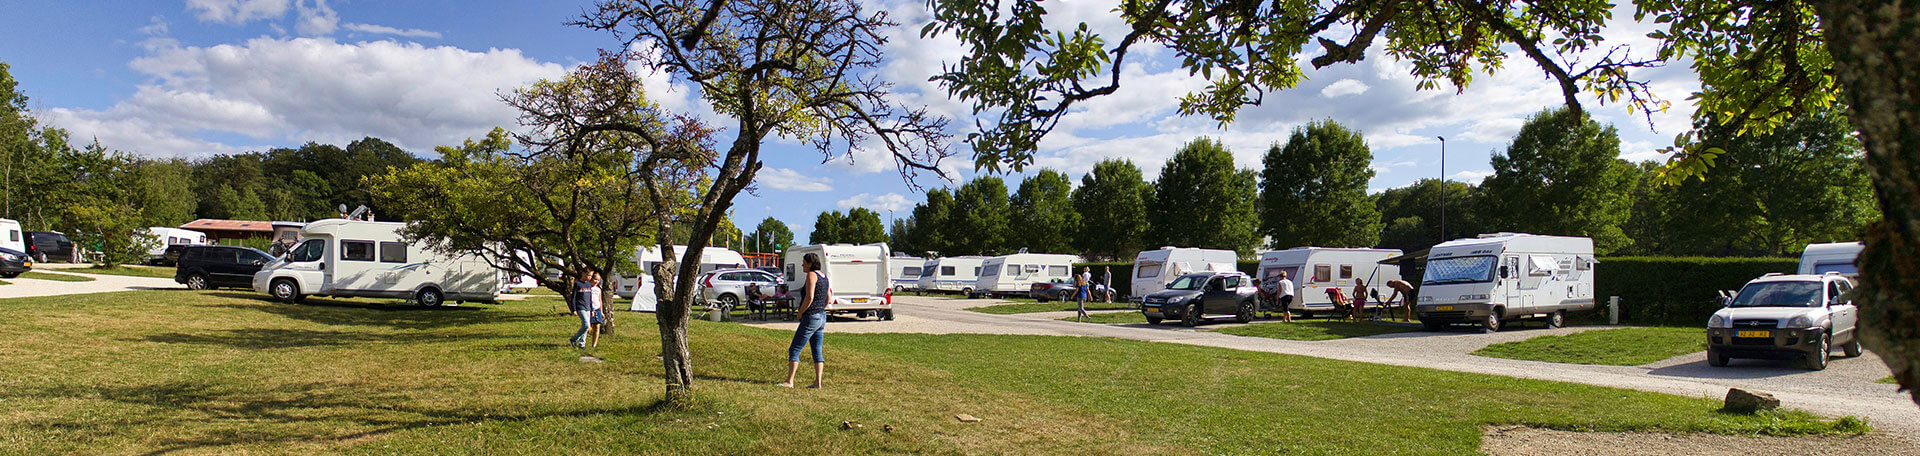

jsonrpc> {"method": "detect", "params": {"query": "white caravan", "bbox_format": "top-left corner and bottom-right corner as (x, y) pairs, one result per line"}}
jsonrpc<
(915, 256), (988, 294)
(1256, 247), (1403, 314)
(1132, 247), (1238, 302)
(889, 255), (925, 292)
(784, 243), (894, 320)
(252, 219), (500, 306)
(1414, 233), (1597, 332)
(617, 245), (749, 311)
(498, 249), (541, 293)
(144, 227), (209, 260)
(973, 253), (1080, 298)
(0, 218), (23, 253)
(1798, 242), (1862, 276)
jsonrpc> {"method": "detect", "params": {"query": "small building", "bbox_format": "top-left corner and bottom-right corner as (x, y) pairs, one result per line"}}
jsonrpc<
(179, 219), (276, 244)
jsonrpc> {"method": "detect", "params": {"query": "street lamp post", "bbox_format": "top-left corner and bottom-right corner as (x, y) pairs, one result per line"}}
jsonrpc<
(1437, 135), (1447, 241)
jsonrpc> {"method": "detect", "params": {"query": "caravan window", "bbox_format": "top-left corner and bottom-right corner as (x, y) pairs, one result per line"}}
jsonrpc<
(902, 266), (922, 277)
(1313, 265), (1332, 283)
(7, 230), (16, 242)
(341, 241), (376, 261)
(1049, 265), (1067, 276)
(974, 267), (981, 275)
(941, 266), (955, 276)
(1339, 265), (1353, 279)
(1137, 261), (1163, 278)
(287, 240), (325, 262)
(379, 242), (408, 263)
(1529, 255), (1557, 277)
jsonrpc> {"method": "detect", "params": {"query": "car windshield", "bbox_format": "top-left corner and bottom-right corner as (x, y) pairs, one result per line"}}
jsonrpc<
(1730, 281), (1822, 308)
(1165, 275), (1207, 291)
(1424, 256), (1497, 285)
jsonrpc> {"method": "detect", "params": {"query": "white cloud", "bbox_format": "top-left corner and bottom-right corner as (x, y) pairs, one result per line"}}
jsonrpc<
(759, 168), (834, 192)
(1618, 140), (1669, 163)
(342, 23), (442, 39)
(1320, 79), (1370, 98)
(1450, 170), (1494, 184)
(1461, 117), (1526, 144)
(187, 0), (291, 24)
(836, 192), (915, 213)
(138, 16), (169, 36)
(293, 0), (339, 36)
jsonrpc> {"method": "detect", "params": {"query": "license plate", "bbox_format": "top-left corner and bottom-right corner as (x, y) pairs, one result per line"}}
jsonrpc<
(850, 298), (867, 303)
(1737, 330), (1770, 338)
(1436, 305), (1454, 311)
(1144, 305), (1158, 311)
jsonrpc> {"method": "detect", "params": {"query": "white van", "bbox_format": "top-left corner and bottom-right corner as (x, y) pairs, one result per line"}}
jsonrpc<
(974, 253), (1080, 298)
(1798, 242), (1862, 276)
(1414, 233), (1597, 332)
(0, 218), (23, 253)
(617, 245), (749, 311)
(144, 227), (209, 262)
(1256, 247), (1402, 316)
(253, 219), (500, 306)
(785, 243), (894, 320)
(915, 256), (988, 295)
(889, 255), (925, 292)
(1132, 247), (1238, 302)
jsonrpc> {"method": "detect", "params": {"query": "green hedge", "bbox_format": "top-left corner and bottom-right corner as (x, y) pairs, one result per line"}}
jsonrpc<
(1594, 256), (1797, 326)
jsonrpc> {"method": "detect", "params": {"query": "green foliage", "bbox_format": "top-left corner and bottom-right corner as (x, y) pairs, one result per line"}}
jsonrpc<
(131, 159), (197, 227)
(1071, 159), (1152, 262)
(903, 188), (955, 257)
(1147, 138), (1258, 256)
(1595, 256), (1798, 326)
(744, 217), (792, 253)
(1474, 327), (1707, 366)
(809, 211), (845, 245)
(1010, 169), (1078, 254)
(1375, 178), (1481, 251)
(841, 208), (888, 245)
(1477, 107), (1639, 254)
(1259, 120), (1382, 249)
(887, 217), (914, 254)
(950, 176), (1011, 256)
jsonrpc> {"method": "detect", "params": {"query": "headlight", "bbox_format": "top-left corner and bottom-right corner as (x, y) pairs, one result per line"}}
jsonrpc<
(1783, 315), (1814, 329)
(1420, 296), (1434, 302)
(1708, 315), (1727, 328)
(0, 253), (15, 261)
(1458, 294), (1489, 301)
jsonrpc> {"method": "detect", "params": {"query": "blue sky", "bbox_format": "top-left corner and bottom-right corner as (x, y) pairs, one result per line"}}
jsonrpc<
(2, 0), (1701, 244)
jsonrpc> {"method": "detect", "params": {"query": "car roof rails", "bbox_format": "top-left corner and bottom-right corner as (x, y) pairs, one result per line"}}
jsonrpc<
(1761, 273), (1784, 277)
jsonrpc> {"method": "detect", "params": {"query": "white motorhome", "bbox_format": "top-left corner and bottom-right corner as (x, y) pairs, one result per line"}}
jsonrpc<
(617, 245), (749, 311)
(252, 219), (500, 306)
(1132, 247), (1238, 302)
(1256, 247), (1403, 315)
(1414, 233), (1597, 332)
(144, 227), (209, 261)
(785, 243), (894, 320)
(915, 256), (987, 294)
(973, 253), (1080, 298)
(498, 249), (541, 293)
(0, 218), (23, 253)
(1798, 242), (1862, 276)
(889, 255), (925, 292)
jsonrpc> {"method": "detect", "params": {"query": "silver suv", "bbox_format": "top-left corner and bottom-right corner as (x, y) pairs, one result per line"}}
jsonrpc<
(1707, 273), (1862, 370)
(699, 268), (782, 309)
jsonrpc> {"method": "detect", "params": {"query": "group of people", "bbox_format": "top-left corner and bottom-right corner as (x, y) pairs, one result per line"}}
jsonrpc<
(1258, 272), (1418, 322)
(1069, 266), (1112, 322)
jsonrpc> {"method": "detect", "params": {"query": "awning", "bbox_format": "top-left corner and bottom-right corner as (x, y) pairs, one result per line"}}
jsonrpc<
(1378, 247), (1430, 266)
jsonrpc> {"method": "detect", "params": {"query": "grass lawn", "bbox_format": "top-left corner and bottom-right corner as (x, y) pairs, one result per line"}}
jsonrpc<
(72, 264), (177, 279)
(18, 271), (94, 282)
(0, 291), (1863, 454)
(0, 279), (9, 285)
(1057, 311), (1148, 324)
(1880, 377), (1898, 384)
(1472, 327), (1706, 366)
(1210, 320), (1424, 341)
(967, 300), (1134, 314)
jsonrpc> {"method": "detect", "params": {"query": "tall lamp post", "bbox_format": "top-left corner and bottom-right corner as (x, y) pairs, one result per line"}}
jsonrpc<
(1437, 135), (1447, 241)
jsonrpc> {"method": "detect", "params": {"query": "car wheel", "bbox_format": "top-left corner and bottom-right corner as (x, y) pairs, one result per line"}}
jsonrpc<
(1843, 332), (1863, 357)
(883, 309), (895, 321)
(1236, 300), (1254, 323)
(186, 274), (211, 291)
(271, 278), (301, 303)
(1707, 348), (1729, 367)
(34, 252), (47, 263)
(1482, 311), (1502, 333)
(417, 288), (444, 307)
(0, 272), (18, 279)
(1422, 320), (1443, 331)
(1146, 314), (1163, 325)
(1804, 332), (1830, 370)
(1181, 302), (1202, 327)
(1548, 310), (1566, 328)
(961, 288), (974, 298)
(718, 293), (739, 310)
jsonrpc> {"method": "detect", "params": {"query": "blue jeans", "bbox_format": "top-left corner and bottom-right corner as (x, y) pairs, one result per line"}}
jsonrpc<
(787, 312), (826, 363)
(571, 309), (599, 346)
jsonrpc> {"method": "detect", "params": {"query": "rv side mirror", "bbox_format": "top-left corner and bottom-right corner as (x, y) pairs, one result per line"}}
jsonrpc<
(1498, 266), (1509, 279)
(1716, 296), (1731, 307)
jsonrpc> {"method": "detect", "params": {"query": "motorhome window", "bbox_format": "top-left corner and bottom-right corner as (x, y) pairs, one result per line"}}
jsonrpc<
(1730, 281), (1821, 308)
(1422, 256), (1497, 285)
(1313, 265), (1332, 283)
(378, 242), (407, 263)
(288, 240), (325, 262)
(1048, 265), (1067, 276)
(1137, 261), (1163, 278)
(974, 267), (981, 275)
(1529, 255), (1557, 276)
(1024, 264), (1041, 274)
(903, 266), (922, 277)
(1575, 257), (1592, 270)
(1813, 262), (1857, 275)
(941, 266), (955, 276)
(341, 241), (376, 261)
(1339, 265), (1353, 279)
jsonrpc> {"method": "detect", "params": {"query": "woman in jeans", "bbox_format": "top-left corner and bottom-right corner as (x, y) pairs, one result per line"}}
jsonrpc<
(779, 254), (829, 388)
(569, 272), (604, 349)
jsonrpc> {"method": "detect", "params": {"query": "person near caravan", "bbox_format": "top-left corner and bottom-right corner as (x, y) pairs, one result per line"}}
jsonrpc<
(1102, 266), (1114, 303)
(1350, 281), (1371, 320)
(781, 254), (830, 389)
(1386, 279), (1415, 321)
(1276, 271), (1296, 322)
(1326, 287), (1350, 320)
(587, 272), (606, 348)
(569, 273), (597, 349)
(1074, 267), (1092, 322)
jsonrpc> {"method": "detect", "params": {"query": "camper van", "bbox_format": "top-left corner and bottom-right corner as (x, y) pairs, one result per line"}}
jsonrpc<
(0, 218), (23, 253)
(785, 243), (894, 320)
(617, 245), (749, 311)
(144, 227), (209, 264)
(973, 253), (1080, 298)
(1132, 247), (1238, 303)
(1798, 242), (1862, 276)
(1256, 247), (1403, 316)
(252, 219), (500, 306)
(1414, 233), (1597, 332)
(915, 256), (987, 294)
(889, 255), (925, 292)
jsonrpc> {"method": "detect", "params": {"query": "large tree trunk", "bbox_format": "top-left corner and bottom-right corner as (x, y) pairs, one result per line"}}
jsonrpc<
(1818, 0), (1920, 404)
(652, 253), (695, 403)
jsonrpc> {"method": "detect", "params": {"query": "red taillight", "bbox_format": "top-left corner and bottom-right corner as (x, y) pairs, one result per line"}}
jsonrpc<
(702, 274), (713, 288)
(886, 290), (893, 306)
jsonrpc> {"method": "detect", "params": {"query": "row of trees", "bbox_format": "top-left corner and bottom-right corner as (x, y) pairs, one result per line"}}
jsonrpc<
(880, 107), (1874, 261)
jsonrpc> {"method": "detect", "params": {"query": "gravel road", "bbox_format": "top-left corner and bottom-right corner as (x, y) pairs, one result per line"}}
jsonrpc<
(0, 269), (181, 299)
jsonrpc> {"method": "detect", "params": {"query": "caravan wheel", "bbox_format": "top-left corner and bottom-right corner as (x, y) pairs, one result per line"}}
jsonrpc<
(417, 288), (444, 307)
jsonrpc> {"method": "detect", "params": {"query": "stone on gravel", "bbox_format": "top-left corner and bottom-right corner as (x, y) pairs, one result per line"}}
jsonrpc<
(955, 414), (981, 423)
(1722, 388), (1780, 414)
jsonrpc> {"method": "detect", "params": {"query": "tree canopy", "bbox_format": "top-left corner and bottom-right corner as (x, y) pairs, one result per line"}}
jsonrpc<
(745, 217), (793, 253)
(1148, 138), (1259, 256)
(1477, 107), (1638, 254)
(1011, 169), (1079, 254)
(1072, 159), (1153, 262)
(1259, 120), (1381, 249)
(950, 176), (1011, 256)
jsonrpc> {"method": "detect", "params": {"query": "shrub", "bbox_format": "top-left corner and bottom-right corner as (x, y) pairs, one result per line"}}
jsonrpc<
(1594, 256), (1797, 326)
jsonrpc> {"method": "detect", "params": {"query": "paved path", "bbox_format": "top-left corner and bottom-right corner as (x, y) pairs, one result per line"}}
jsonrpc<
(745, 295), (1918, 440)
(0, 269), (181, 299)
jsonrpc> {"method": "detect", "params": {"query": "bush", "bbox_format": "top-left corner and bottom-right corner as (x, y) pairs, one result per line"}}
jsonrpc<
(1594, 256), (1797, 326)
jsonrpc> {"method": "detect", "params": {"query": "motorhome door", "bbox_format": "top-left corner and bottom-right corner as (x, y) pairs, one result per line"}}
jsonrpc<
(285, 239), (331, 291)
(1502, 255), (1521, 308)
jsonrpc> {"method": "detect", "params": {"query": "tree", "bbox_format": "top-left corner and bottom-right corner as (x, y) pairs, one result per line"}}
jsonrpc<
(1476, 108), (1638, 254)
(888, 217), (915, 254)
(810, 211), (846, 245)
(1374, 179), (1480, 252)
(131, 159), (199, 227)
(908, 188), (957, 256)
(1010, 169), (1078, 254)
(950, 176), (1011, 256)
(1259, 121), (1381, 249)
(1073, 159), (1153, 261)
(571, 0), (951, 401)
(841, 208), (888, 245)
(745, 217), (793, 254)
(1147, 138), (1259, 256)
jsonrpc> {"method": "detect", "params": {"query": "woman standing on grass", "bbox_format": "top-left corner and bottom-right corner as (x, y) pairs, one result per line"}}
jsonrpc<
(569, 272), (598, 349)
(586, 272), (605, 348)
(780, 254), (829, 388)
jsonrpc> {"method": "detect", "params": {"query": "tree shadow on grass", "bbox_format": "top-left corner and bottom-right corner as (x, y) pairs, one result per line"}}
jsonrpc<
(136, 328), (514, 350)
(204, 292), (546, 330)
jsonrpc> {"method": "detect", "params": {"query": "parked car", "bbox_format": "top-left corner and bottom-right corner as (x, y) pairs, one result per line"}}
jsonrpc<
(0, 246), (32, 278)
(1029, 279), (1109, 303)
(699, 268), (783, 309)
(176, 245), (275, 290)
(1140, 271), (1258, 326)
(1707, 272), (1862, 370)
(25, 231), (76, 263)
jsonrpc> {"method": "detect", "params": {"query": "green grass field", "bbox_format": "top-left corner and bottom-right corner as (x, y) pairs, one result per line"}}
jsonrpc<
(1472, 327), (1706, 366)
(1057, 311), (1148, 324)
(73, 264), (178, 279)
(0, 279), (9, 285)
(1880, 377), (1898, 384)
(18, 271), (94, 282)
(967, 300), (1134, 314)
(1210, 320), (1425, 341)
(0, 291), (1863, 454)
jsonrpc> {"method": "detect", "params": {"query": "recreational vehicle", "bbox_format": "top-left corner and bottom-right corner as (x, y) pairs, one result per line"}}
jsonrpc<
(1132, 247), (1238, 302)
(144, 227), (209, 263)
(915, 256), (987, 294)
(1798, 242), (1862, 276)
(617, 245), (749, 311)
(889, 255), (925, 292)
(0, 218), (23, 253)
(1256, 247), (1403, 316)
(252, 219), (500, 306)
(785, 243), (894, 320)
(499, 249), (541, 293)
(1413, 233), (1597, 332)
(973, 253), (1080, 298)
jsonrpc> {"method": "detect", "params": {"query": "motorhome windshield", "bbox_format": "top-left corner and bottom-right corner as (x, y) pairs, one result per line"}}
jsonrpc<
(1423, 255), (1497, 285)
(1165, 275), (1206, 291)
(287, 239), (324, 262)
(1730, 281), (1822, 308)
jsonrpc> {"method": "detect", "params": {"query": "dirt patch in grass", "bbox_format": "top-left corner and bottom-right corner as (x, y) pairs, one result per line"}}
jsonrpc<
(1481, 425), (1908, 456)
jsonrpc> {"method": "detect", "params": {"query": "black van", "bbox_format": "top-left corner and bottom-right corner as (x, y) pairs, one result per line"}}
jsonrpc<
(25, 231), (76, 263)
(175, 245), (275, 290)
